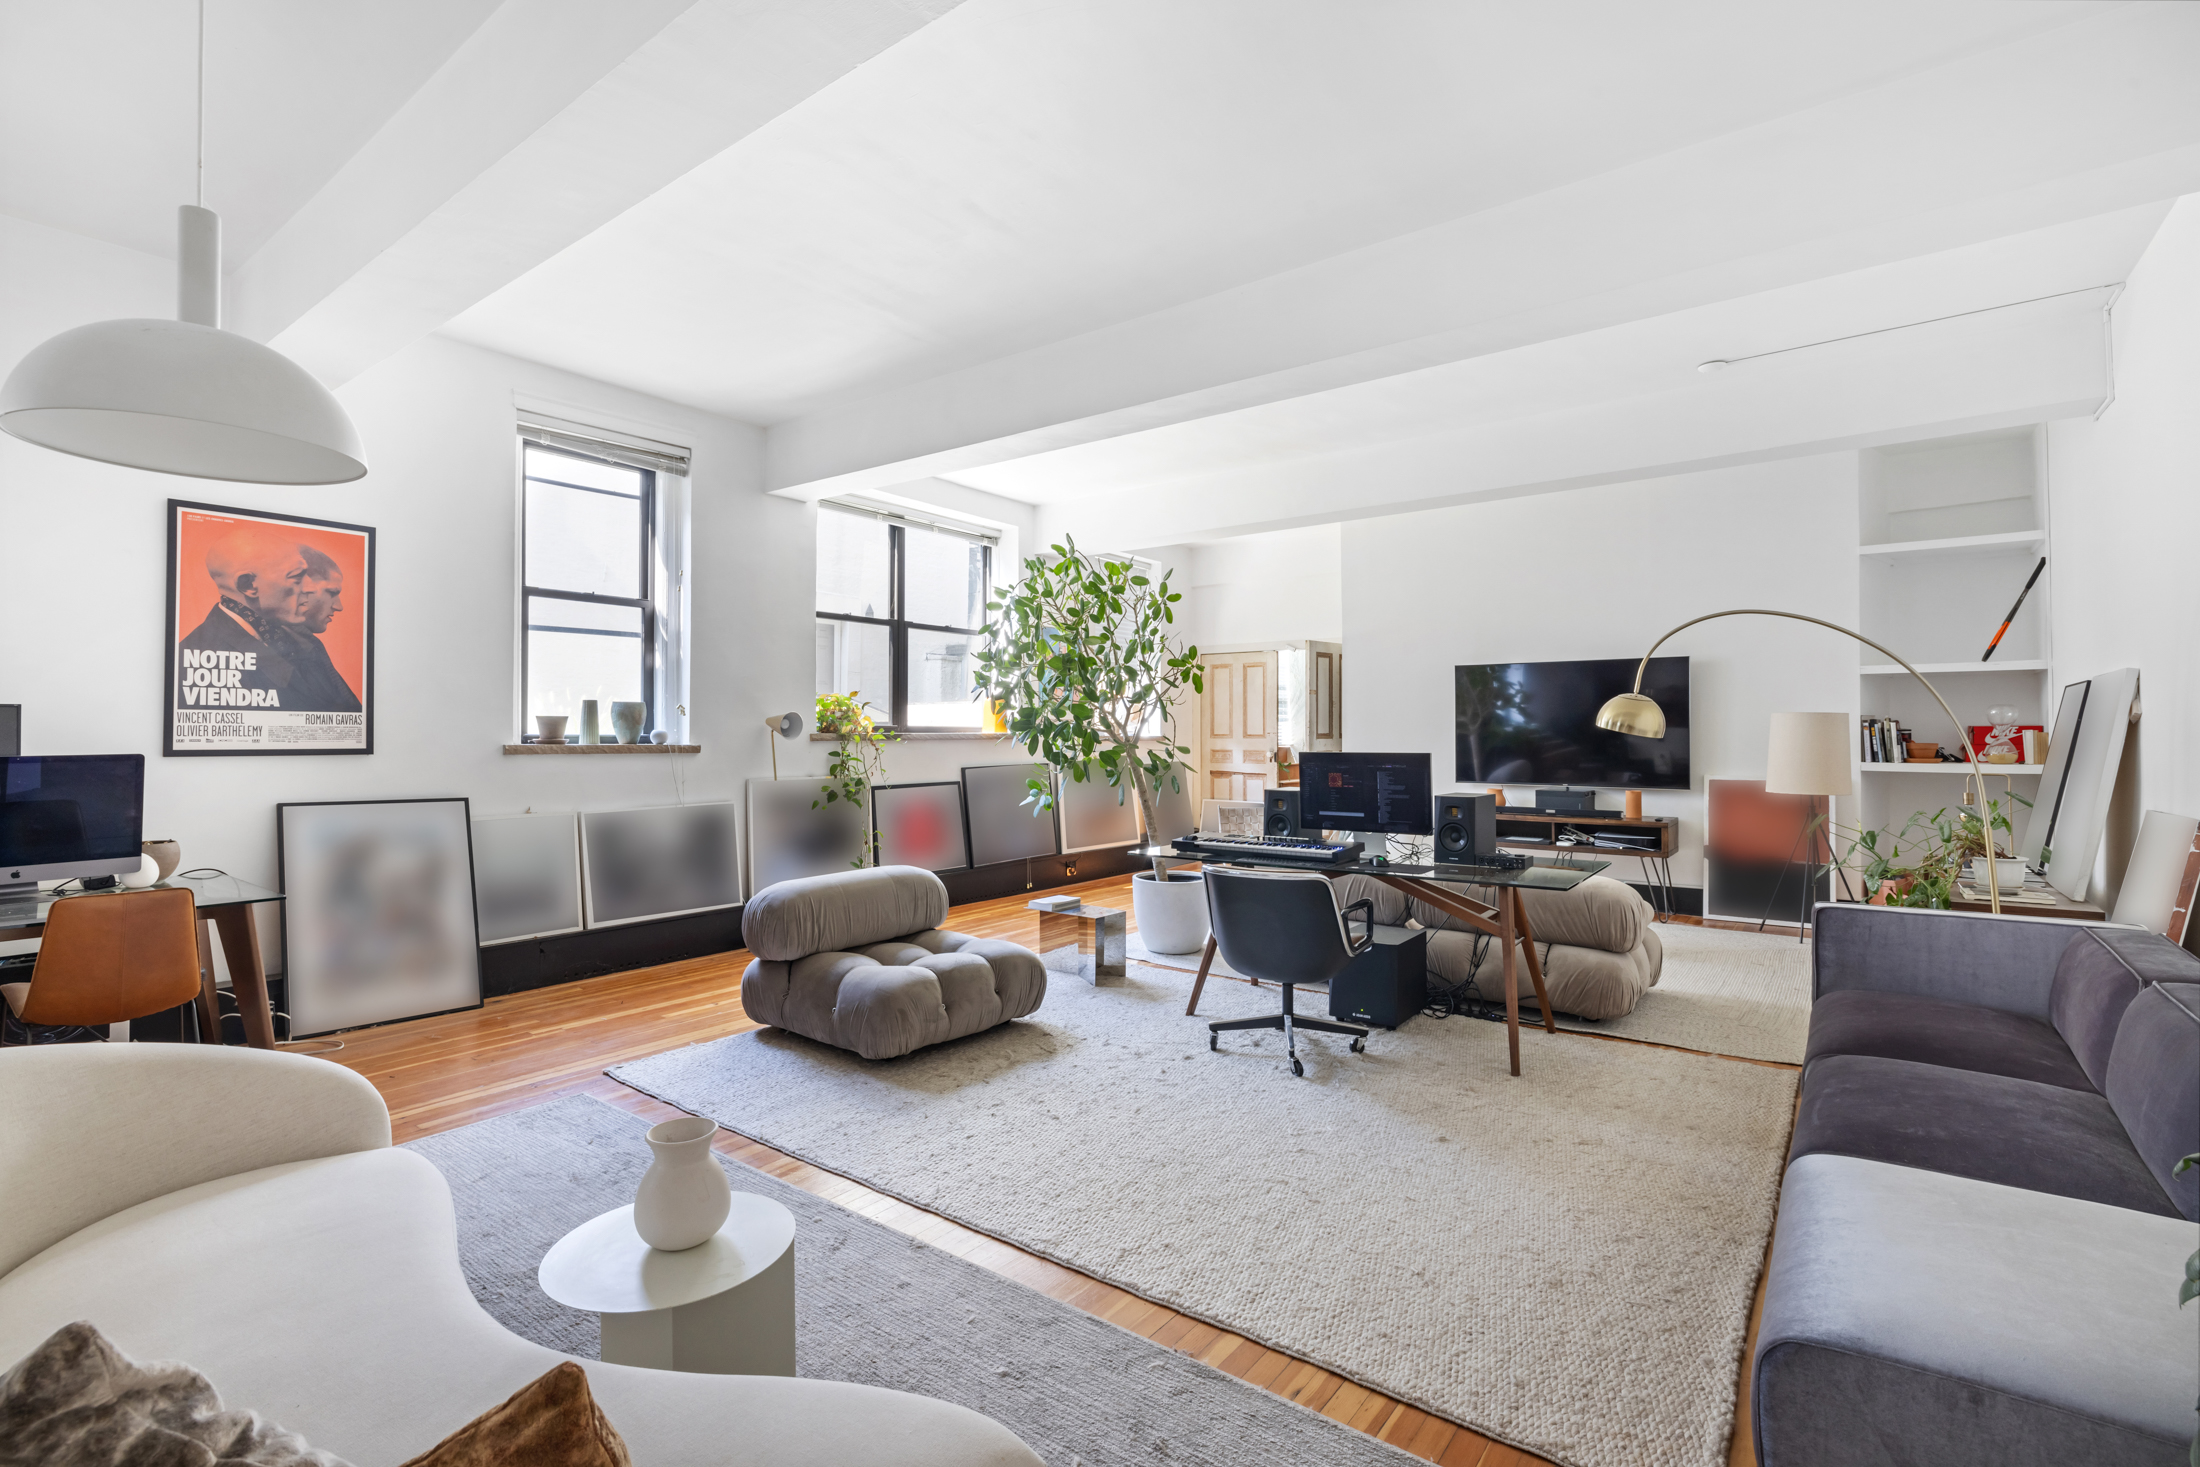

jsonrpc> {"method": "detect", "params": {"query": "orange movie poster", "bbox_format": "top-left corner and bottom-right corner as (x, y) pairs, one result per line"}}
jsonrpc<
(165, 500), (374, 755)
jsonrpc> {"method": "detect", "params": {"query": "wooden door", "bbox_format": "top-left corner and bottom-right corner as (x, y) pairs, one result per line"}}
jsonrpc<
(1305, 640), (1343, 752)
(1202, 651), (1278, 802)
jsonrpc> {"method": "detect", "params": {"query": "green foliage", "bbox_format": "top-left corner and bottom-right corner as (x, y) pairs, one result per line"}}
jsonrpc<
(2181, 1153), (2200, 1467)
(968, 537), (1202, 872)
(1831, 791), (2031, 909)
(813, 692), (896, 867)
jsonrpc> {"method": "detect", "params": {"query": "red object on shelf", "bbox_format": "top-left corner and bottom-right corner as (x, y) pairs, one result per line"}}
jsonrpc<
(1967, 725), (2044, 762)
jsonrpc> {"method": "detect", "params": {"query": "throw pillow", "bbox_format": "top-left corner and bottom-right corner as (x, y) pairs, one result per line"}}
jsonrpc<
(0, 1320), (351, 1467)
(395, 1362), (631, 1467)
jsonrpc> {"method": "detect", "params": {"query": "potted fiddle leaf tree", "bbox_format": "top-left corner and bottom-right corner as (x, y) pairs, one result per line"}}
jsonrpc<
(970, 538), (1208, 952)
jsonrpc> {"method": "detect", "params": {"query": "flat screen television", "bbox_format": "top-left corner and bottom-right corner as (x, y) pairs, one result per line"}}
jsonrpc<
(1297, 752), (1433, 835)
(1455, 657), (1690, 790)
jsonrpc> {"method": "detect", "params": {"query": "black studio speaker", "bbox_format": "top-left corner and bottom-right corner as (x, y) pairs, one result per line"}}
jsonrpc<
(1432, 793), (1496, 863)
(1265, 788), (1316, 839)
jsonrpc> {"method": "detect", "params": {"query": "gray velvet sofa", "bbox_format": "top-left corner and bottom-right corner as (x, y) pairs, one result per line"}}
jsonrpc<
(1754, 906), (2200, 1466)
(740, 866), (1045, 1060)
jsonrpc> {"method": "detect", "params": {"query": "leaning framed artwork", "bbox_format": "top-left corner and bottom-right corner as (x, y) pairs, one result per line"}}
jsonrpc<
(165, 499), (374, 755)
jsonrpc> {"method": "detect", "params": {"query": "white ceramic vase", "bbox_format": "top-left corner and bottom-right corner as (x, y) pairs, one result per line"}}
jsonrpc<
(633, 1116), (731, 1251)
(1131, 869), (1209, 954)
(611, 701), (647, 744)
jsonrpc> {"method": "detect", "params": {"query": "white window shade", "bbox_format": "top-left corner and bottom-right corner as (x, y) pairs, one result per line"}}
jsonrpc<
(518, 411), (691, 478)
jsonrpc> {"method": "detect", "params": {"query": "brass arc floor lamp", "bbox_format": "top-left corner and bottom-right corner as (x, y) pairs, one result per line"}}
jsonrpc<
(1594, 609), (2004, 915)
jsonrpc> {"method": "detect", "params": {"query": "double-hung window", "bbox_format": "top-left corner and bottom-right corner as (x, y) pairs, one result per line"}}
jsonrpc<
(519, 419), (690, 740)
(815, 504), (992, 730)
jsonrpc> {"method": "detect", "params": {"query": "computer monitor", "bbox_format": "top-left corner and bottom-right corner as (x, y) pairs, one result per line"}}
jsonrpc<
(1296, 751), (1433, 835)
(1, 754), (146, 897)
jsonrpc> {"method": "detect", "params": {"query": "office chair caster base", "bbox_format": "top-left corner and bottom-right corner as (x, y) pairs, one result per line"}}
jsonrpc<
(1350, 1038), (1364, 1053)
(1209, 1033), (1218, 1051)
(1290, 1058), (1304, 1077)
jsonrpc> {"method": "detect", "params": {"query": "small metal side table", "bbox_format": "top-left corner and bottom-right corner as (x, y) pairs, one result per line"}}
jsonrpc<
(1031, 900), (1127, 982)
(538, 1196), (796, 1376)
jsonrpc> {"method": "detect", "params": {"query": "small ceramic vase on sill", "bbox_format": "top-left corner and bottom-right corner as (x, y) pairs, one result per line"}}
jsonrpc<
(611, 701), (647, 744)
(633, 1116), (732, 1251)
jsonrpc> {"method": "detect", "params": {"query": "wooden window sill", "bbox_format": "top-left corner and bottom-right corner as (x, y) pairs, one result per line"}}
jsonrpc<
(502, 743), (701, 755)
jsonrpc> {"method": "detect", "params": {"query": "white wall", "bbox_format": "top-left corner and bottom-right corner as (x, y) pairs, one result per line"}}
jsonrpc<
(1341, 455), (1859, 887)
(0, 213), (837, 964)
(1179, 524), (1343, 649)
(2046, 194), (2200, 837)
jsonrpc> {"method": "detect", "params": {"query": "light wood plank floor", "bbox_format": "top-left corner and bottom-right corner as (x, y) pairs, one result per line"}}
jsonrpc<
(319, 874), (1789, 1467)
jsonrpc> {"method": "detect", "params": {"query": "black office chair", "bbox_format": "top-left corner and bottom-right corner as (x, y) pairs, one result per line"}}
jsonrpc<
(1203, 866), (1372, 1076)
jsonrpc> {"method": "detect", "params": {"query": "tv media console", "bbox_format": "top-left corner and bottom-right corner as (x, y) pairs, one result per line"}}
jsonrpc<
(1493, 810), (1679, 919)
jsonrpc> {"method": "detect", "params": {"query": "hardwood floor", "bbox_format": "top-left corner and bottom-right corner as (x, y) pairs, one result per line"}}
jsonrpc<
(319, 874), (1788, 1467)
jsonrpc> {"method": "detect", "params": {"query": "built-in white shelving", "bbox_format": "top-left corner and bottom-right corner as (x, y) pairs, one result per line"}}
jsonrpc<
(1857, 762), (2043, 776)
(1857, 529), (2046, 563)
(1855, 427), (2053, 849)
(1859, 659), (2050, 676)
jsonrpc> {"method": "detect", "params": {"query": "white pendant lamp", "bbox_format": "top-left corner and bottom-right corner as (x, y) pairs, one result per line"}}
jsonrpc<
(0, 3), (366, 484)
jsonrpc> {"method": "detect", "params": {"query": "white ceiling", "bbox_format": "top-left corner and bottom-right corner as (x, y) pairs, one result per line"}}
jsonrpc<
(438, 0), (2097, 423)
(0, 0), (499, 261)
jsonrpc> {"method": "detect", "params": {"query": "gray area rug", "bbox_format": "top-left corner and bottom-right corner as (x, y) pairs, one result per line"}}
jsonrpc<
(612, 964), (1799, 1467)
(405, 1095), (1421, 1467)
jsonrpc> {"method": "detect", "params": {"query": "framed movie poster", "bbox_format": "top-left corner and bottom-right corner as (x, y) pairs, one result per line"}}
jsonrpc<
(165, 500), (374, 755)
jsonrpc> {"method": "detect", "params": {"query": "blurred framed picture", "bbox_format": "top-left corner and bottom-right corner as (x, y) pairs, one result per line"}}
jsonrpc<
(278, 798), (480, 1036)
(872, 781), (969, 872)
(166, 499), (373, 755)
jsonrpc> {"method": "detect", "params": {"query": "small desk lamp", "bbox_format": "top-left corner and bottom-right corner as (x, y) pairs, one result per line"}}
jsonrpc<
(1596, 609), (2002, 913)
(1763, 712), (1853, 942)
(763, 712), (804, 779)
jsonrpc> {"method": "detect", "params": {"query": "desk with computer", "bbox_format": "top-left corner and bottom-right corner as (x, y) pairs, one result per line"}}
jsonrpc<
(1, 753), (282, 1047)
(1162, 751), (1608, 1077)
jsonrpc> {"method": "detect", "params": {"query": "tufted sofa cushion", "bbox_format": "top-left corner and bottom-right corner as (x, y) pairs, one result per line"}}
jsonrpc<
(739, 869), (1044, 1060)
(742, 866), (950, 962)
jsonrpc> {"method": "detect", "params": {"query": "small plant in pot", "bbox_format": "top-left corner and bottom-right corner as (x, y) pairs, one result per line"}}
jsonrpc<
(814, 691), (896, 867)
(970, 537), (1207, 952)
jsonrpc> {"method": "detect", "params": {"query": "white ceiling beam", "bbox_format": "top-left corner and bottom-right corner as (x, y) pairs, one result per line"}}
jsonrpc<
(231, 0), (959, 387)
(761, 2), (2200, 499)
(1034, 293), (2110, 550)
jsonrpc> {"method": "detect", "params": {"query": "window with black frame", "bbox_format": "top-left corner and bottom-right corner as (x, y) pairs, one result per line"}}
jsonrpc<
(522, 442), (655, 738)
(815, 505), (992, 730)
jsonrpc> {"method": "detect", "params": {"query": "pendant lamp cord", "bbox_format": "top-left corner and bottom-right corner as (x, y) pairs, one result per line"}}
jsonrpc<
(195, 0), (205, 207)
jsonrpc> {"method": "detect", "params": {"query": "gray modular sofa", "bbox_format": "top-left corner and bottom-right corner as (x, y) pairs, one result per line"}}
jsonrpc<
(0, 1044), (1042, 1466)
(1754, 906), (2200, 1466)
(741, 865), (1045, 1060)
(1334, 872), (1662, 1020)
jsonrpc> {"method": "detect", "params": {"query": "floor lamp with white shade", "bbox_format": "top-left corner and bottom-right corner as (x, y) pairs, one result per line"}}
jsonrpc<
(1595, 608), (2003, 914)
(1763, 711), (1854, 942)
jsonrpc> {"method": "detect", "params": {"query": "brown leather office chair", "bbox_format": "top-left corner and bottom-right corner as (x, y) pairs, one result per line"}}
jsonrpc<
(0, 887), (203, 1045)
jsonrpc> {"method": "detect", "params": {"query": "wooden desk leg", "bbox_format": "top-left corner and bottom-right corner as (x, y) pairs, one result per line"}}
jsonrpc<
(1185, 935), (1219, 1017)
(1512, 891), (1557, 1034)
(210, 906), (277, 1050)
(1500, 888), (1521, 1077)
(193, 919), (223, 1045)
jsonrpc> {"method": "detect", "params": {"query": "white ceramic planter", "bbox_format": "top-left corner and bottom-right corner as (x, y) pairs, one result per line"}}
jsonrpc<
(1132, 870), (1210, 955)
(1968, 857), (2028, 888)
(633, 1116), (732, 1251)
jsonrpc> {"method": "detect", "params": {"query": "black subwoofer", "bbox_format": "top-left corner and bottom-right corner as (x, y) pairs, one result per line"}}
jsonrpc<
(1433, 793), (1497, 863)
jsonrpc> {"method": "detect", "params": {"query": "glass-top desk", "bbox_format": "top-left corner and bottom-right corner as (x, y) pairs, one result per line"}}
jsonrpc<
(0, 873), (285, 1049)
(1129, 846), (1611, 1077)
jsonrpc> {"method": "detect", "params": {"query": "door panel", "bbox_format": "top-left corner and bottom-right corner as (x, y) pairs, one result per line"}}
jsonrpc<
(1306, 641), (1343, 751)
(1202, 650), (1278, 804)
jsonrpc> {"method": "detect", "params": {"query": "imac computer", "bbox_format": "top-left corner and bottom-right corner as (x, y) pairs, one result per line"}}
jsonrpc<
(1, 754), (146, 906)
(1296, 752), (1433, 835)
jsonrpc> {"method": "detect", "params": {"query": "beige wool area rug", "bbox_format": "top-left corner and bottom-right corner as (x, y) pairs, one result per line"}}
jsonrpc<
(613, 963), (1799, 1467)
(1133, 919), (1813, 1064)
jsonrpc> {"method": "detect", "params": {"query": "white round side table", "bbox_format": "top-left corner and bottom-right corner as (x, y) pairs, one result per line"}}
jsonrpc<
(538, 1195), (796, 1376)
